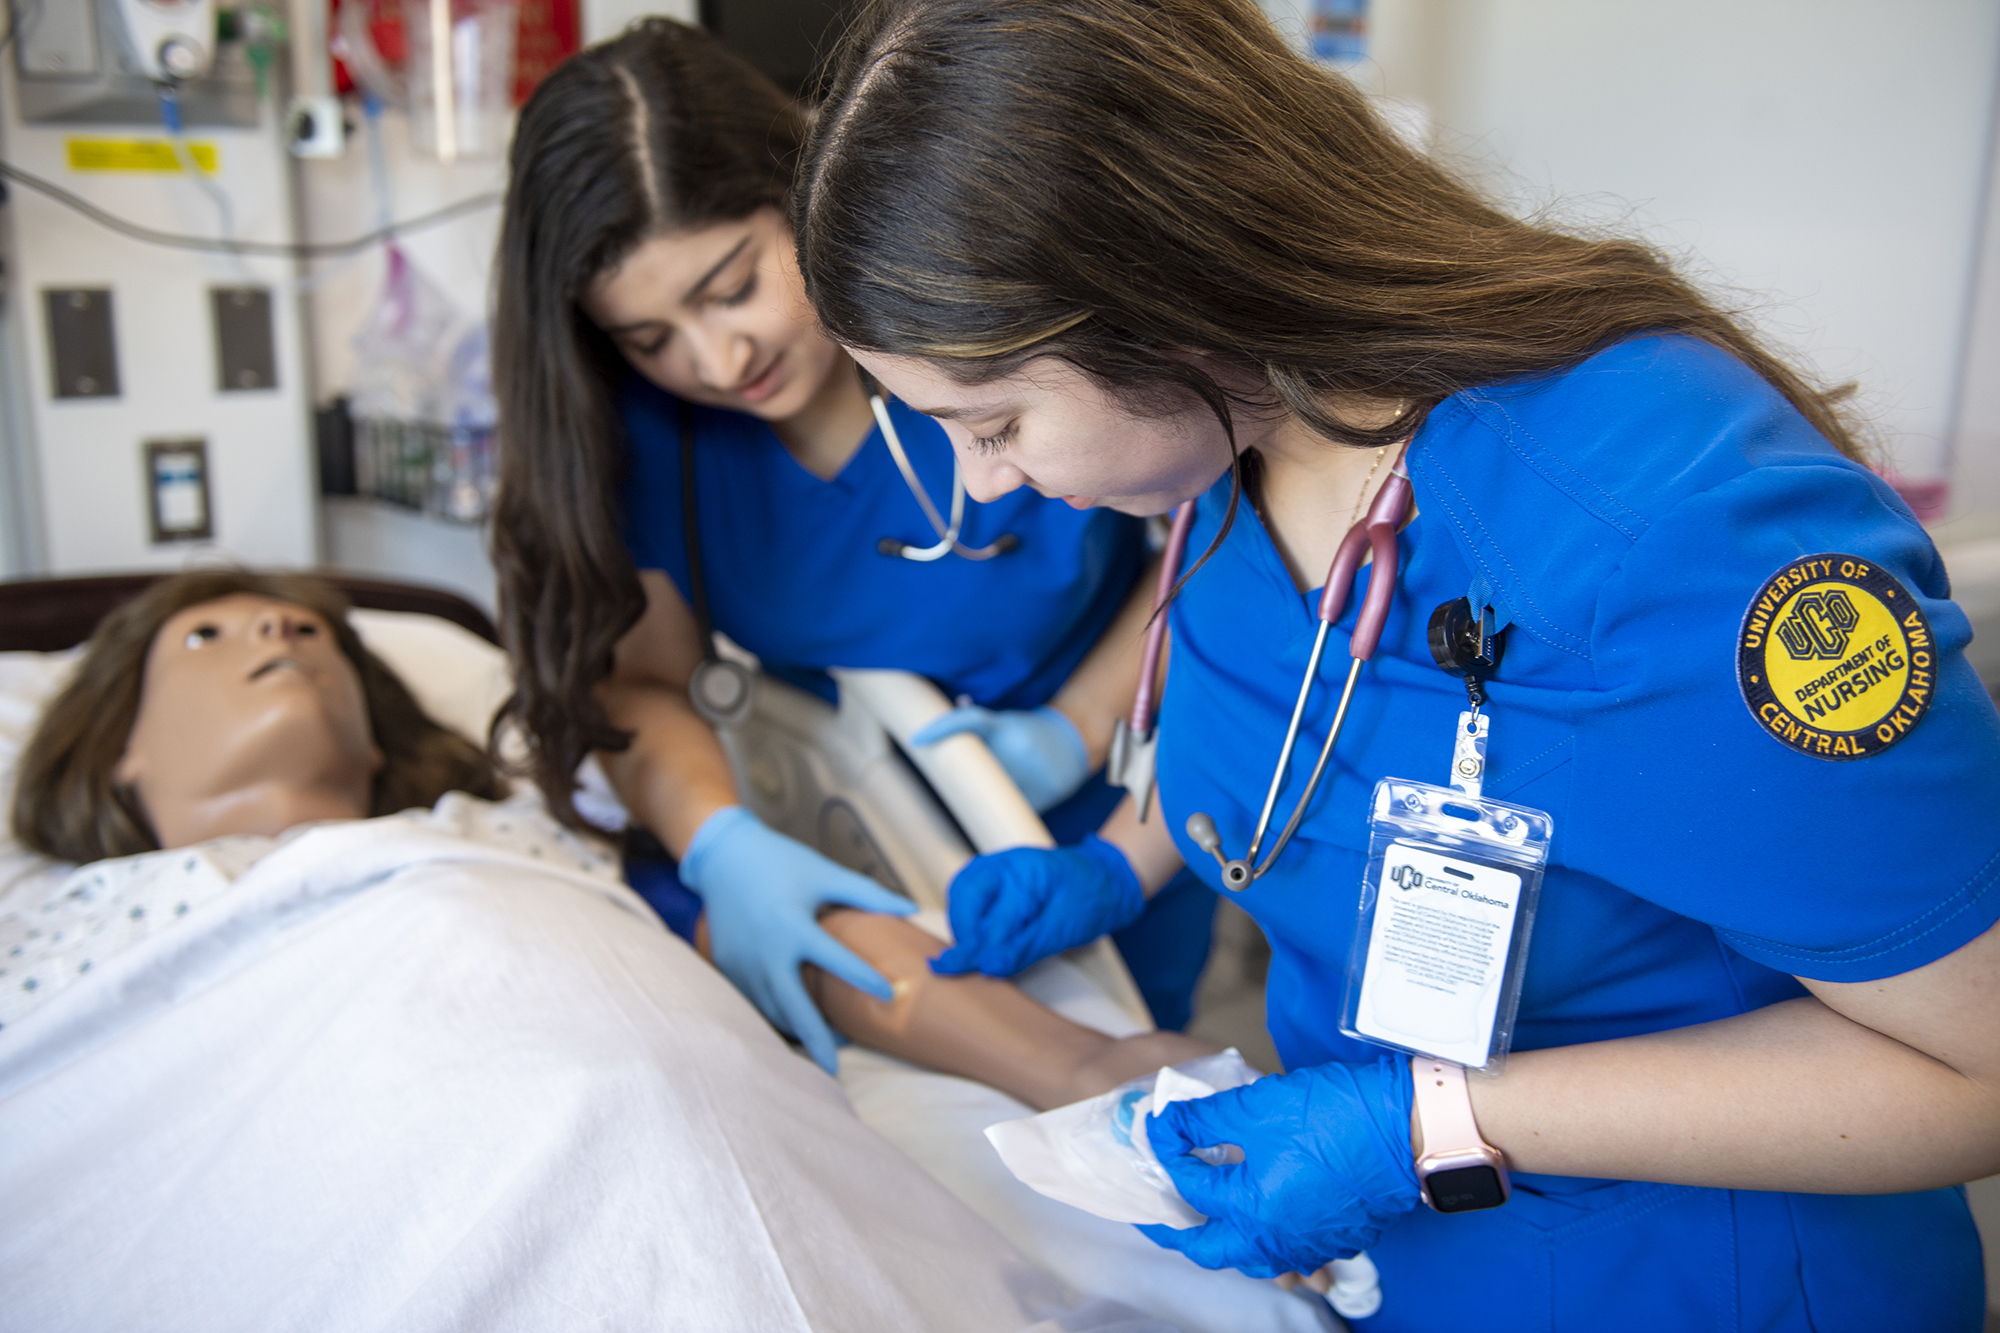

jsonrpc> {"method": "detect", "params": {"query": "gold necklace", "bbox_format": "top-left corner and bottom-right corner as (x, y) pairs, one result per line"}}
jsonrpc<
(1346, 445), (1389, 529)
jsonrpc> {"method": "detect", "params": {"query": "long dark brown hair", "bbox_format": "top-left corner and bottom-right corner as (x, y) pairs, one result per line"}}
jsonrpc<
(11, 569), (502, 865)
(797, 0), (1868, 487)
(490, 17), (809, 827)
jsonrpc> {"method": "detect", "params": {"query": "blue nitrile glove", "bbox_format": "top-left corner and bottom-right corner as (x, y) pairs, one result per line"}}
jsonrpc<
(930, 832), (1146, 978)
(679, 806), (916, 1074)
(910, 702), (1093, 813)
(1138, 1055), (1421, 1278)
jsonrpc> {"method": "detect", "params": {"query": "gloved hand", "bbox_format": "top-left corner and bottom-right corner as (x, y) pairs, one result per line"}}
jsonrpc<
(910, 702), (1093, 813)
(1138, 1055), (1420, 1278)
(680, 806), (916, 1074)
(930, 833), (1146, 978)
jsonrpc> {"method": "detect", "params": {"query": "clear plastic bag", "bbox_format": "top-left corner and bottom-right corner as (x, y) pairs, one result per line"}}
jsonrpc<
(984, 1049), (1260, 1229)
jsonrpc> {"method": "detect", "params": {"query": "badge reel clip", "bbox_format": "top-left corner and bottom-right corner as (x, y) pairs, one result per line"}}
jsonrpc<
(1339, 600), (1552, 1073)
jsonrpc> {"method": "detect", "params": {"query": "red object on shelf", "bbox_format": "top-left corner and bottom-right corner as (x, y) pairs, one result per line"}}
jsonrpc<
(326, 0), (578, 105)
(513, 0), (581, 106)
(330, 0), (406, 97)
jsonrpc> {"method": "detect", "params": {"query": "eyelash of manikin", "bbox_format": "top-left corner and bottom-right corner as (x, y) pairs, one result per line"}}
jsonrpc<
(970, 426), (1015, 454)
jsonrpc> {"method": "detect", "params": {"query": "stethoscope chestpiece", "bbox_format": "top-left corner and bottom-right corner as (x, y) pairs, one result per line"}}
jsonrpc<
(876, 532), (1023, 560)
(1186, 811), (1256, 891)
(689, 656), (756, 730)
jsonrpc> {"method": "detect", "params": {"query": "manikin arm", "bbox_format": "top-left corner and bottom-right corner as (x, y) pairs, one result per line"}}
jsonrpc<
(697, 908), (1216, 1112)
(804, 909), (1215, 1111)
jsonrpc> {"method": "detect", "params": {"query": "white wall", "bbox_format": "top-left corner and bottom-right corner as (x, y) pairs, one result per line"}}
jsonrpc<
(587, 0), (698, 38)
(1267, 0), (2000, 520)
(1944, 77), (2000, 536)
(0, 79), (318, 575)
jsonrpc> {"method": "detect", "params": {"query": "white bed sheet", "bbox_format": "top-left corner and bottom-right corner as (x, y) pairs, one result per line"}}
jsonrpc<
(1, 614), (1338, 1332)
(0, 798), (1157, 1333)
(838, 933), (1340, 1333)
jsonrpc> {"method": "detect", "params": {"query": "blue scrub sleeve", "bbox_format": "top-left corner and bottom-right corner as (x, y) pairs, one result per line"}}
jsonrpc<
(1570, 461), (2000, 982)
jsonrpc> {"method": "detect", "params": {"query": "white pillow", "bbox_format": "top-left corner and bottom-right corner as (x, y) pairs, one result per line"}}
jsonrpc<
(345, 608), (514, 750)
(0, 648), (85, 905)
(0, 607), (516, 907)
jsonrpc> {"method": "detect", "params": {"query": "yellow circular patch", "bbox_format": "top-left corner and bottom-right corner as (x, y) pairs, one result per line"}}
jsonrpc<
(1737, 554), (1935, 760)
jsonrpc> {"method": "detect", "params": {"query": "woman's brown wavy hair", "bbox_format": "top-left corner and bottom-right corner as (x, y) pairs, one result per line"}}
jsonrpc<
(796, 0), (1868, 539)
(11, 569), (503, 865)
(490, 17), (808, 827)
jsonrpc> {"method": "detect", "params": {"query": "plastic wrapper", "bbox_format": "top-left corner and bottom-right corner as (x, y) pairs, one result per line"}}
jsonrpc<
(984, 1049), (1260, 1229)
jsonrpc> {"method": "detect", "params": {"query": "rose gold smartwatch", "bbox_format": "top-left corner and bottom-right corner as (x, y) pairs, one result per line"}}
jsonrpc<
(1410, 1056), (1510, 1213)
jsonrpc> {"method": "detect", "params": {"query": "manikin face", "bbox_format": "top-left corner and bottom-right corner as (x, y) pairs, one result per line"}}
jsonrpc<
(115, 595), (382, 841)
(582, 207), (847, 425)
(848, 351), (1247, 517)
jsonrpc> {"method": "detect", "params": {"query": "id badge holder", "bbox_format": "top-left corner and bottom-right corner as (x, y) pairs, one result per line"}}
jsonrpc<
(1338, 773), (1552, 1073)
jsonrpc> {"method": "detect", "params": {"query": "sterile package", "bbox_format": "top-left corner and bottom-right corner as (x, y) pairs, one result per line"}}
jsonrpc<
(984, 1049), (1260, 1229)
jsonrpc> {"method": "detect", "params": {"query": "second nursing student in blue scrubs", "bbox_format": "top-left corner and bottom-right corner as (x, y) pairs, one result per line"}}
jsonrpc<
(794, 0), (2000, 1327)
(486, 19), (1213, 1073)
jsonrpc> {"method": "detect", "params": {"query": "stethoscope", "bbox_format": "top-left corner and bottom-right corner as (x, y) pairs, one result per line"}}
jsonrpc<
(865, 377), (1021, 562)
(1107, 444), (1420, 891)
(677, 388), (1019, 728)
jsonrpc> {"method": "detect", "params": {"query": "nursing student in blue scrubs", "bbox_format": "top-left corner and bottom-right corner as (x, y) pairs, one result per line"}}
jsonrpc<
(793, 0), (2000, 1328)
(486, 18), (1213, 1073)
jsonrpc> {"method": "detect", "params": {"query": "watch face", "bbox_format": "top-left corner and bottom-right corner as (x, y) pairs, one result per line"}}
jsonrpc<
(1423, 1163), (1508, 1213)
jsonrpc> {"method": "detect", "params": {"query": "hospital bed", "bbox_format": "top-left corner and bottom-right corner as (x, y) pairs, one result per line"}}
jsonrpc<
(0, 570), (1338, 1333)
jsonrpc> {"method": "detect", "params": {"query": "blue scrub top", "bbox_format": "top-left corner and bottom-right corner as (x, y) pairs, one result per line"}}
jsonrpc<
(1156, 334), (1998, 1332)
(617, 380), (1146, 709)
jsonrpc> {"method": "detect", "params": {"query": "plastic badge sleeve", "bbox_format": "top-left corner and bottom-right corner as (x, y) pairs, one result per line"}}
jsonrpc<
(1339, 778), (1552, 1073)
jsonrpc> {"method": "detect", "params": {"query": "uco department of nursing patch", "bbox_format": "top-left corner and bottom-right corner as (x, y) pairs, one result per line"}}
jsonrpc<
(1736, 553), (1935, 760)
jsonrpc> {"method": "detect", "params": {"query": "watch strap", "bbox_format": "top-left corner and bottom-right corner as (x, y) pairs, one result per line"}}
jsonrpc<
(1410, 1056), (1494, 1158)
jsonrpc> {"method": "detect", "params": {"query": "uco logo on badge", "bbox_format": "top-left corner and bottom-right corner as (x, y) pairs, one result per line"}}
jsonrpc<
(1340, 778), (1552, 1072)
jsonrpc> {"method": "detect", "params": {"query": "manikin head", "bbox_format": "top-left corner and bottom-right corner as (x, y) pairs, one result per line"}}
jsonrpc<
(12, 570), (502, 864)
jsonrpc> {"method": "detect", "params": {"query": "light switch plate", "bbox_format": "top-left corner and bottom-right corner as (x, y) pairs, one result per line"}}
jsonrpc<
(44, 288), (119, 399)
(211, 286), (277, 392)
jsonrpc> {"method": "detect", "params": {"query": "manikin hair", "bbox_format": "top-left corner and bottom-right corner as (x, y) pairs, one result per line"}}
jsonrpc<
(11, 569), (503, 865)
